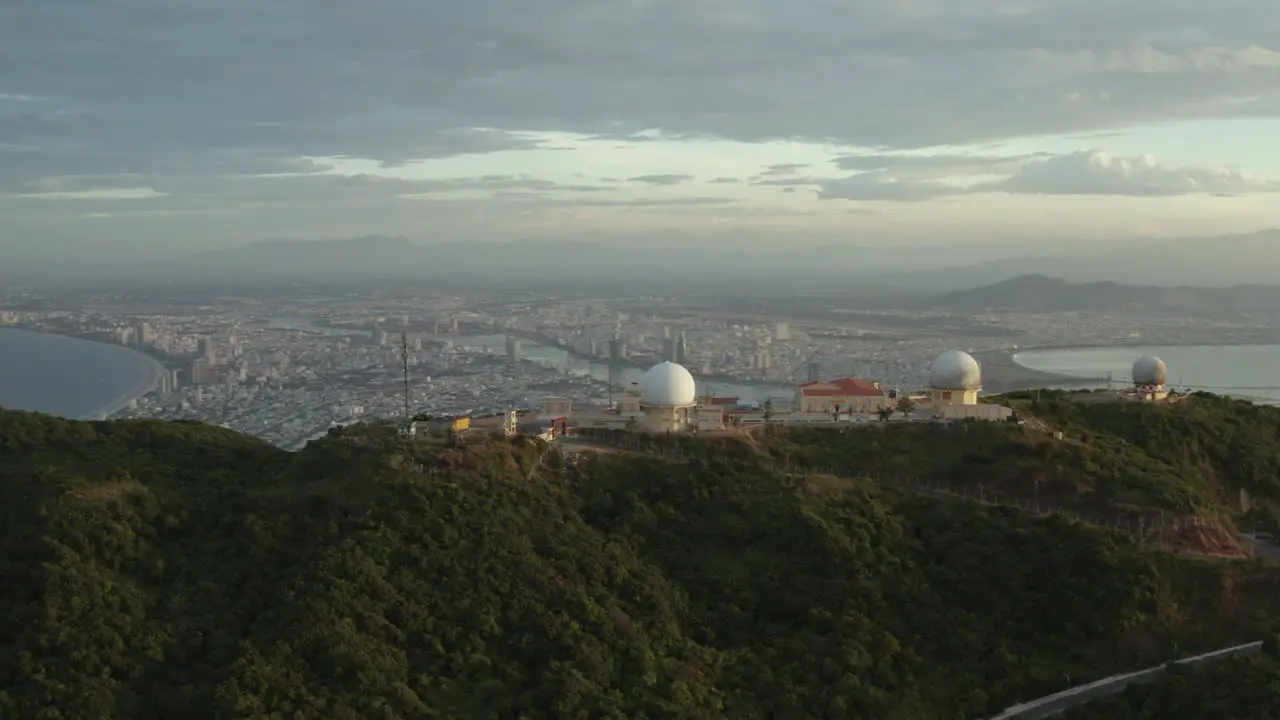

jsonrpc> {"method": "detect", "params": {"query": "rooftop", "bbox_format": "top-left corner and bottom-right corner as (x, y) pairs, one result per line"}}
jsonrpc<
(798, 378), (884, 397)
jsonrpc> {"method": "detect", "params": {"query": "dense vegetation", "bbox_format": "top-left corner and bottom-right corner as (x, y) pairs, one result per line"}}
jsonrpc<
(3, 405), (1280, 718)
(1061, 652), (1280, 719)
(591, 392), (1280, 521)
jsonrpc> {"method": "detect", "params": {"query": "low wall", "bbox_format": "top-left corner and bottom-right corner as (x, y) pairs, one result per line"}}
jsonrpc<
(987, 641), (1263, 719)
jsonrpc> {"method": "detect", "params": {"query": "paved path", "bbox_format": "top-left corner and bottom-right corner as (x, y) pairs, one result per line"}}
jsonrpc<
(1239, 533), (1280, 560)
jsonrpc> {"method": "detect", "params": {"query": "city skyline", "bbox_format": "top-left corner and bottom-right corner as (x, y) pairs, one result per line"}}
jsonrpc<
(3, 1), (1280, 250)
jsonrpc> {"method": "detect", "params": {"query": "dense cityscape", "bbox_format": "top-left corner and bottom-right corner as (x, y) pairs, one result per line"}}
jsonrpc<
(0, 288), (1267, 448)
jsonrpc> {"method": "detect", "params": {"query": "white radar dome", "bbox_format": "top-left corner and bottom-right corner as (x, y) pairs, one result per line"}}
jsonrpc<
(929, 349), (982, 391)
(1132, 355), (1167, 386)
(640, 361), (697, 407)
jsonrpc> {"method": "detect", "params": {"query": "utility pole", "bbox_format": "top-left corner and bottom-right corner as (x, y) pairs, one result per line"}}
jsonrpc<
(400, 333), (411, 425)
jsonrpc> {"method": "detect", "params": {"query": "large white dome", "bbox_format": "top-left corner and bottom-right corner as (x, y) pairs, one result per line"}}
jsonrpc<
(1132, 355), (1167, 386)
(929, 349), (982, 391)
(640, 361), (697, 407)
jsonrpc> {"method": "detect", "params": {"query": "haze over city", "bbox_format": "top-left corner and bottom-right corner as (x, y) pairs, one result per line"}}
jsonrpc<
(2, 0), (1280, 284)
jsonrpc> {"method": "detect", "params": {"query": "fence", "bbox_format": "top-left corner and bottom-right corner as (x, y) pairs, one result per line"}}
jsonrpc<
(986, 641), (1263, 719)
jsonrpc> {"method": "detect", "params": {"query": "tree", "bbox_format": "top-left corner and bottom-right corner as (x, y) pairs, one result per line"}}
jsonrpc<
(898, 397), (916, 418)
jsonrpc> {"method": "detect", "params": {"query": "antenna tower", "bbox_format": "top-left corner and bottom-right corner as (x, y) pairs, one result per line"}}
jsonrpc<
(400, 333), (411, 423)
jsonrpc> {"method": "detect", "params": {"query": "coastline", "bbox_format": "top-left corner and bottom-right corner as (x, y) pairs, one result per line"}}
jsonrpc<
(991, 342), (1280, 404)
(975, 348), (1105, 394)
(90, 356), (166, 420)
(0, 326), (167, 420)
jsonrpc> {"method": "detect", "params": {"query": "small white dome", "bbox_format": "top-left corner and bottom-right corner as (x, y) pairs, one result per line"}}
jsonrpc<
(929, 350), (982, 391)
(640, 361), (697, 407)
(1132, 355), (1167, 386)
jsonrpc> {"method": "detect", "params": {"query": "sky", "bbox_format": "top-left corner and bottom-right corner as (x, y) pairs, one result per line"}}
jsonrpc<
(3, 0), (1280, 256)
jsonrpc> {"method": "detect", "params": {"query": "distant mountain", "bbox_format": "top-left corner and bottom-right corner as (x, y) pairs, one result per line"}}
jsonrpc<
(6, 228), (1279, 292)
(927, 274), (1280, 315)
(879, 230), (1280, 290)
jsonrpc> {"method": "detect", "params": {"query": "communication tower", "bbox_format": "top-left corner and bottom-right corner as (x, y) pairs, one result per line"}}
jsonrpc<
(400, 332), (411, 424)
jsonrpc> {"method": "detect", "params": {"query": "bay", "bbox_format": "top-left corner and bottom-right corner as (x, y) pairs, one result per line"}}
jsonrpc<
(0, 328), (164, 419)
(1013, 344), (1280, 404)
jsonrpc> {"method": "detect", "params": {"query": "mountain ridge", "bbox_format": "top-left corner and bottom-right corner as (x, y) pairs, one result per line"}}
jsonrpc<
(927, 273), (1280, 314)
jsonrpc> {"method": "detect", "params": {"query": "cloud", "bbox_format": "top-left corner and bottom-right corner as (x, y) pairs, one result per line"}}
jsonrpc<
(759, 163), (808, 176)
(16, 187), (166, 201)
(6, 2), (1278, 166)
(818, 149), (1276, 201)
(834, 152), (1051, 175)
(627, 174), (693, 185)
(819, 171), (969, 202)
(4, 0), (1280, 238)
(982, 150), (1278, 196)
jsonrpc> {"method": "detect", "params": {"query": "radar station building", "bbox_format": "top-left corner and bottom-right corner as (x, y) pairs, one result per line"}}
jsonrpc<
(1131, 355), (1169, 402)
(795, 378), (889, 414)
(925, 349), (1012, 421)
(639, 361), (698, 433)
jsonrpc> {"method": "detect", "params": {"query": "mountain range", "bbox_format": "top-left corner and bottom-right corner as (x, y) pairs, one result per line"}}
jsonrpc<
(3, 229), (1279, 292)
(926, 274), (1280, 315)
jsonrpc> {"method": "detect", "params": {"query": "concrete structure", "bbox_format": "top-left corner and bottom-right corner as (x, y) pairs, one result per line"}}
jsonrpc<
(617, 394), (642, 417)
(927, 349), (982, 406)
(639, 361), (697, 433)
(936, 403), (1014, 422)
(794, 377), (888, 414)
(539, 396), (573, 417)
(694, 405), (726, 432)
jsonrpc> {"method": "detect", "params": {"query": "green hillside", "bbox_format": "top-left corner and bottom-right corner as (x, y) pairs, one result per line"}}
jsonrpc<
(585, 392), (1280, 532)
(2, 406), (1280, 718)
(1060, 651), (1280, 719)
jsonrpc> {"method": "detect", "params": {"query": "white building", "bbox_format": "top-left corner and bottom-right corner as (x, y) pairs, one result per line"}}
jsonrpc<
(639, 361), (697, 433)
(926, 349), (1012, 422)
(928, 349), (983, 407)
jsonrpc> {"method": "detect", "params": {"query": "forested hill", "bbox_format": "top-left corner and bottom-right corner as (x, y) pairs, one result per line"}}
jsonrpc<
(2, 406), (1280, 718)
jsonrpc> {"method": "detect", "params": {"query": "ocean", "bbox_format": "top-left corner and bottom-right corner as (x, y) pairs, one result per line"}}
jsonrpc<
(0, 328), (164, 420)
(1013, 344), (1280, 404)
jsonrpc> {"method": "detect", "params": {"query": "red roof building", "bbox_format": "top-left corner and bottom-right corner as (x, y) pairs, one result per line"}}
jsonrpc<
(795, 378), (889, 413)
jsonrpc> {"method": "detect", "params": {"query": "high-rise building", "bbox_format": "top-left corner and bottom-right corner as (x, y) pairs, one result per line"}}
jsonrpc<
(197, 337), (216, 365)
(662, 338), (677, 362)
(806, 362), (822, 383)
(190, 358), (209, 386)
(774, 322), (790, 341)
(134, 322), (151, 346)
(675, 331), (688, 365)
(505, 335), (521, 363)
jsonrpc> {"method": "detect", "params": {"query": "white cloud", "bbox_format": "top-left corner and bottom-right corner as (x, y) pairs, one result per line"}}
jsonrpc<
(817, 149), (1277, 201)
(12, 187), (166, 201)
(985, 150), (1277, 196)
(3, 0), (1280, 242)
(818, 172), (969, 202)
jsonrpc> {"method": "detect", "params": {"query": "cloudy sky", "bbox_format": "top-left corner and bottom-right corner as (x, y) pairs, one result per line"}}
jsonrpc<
(3, 0), (1280, 254)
